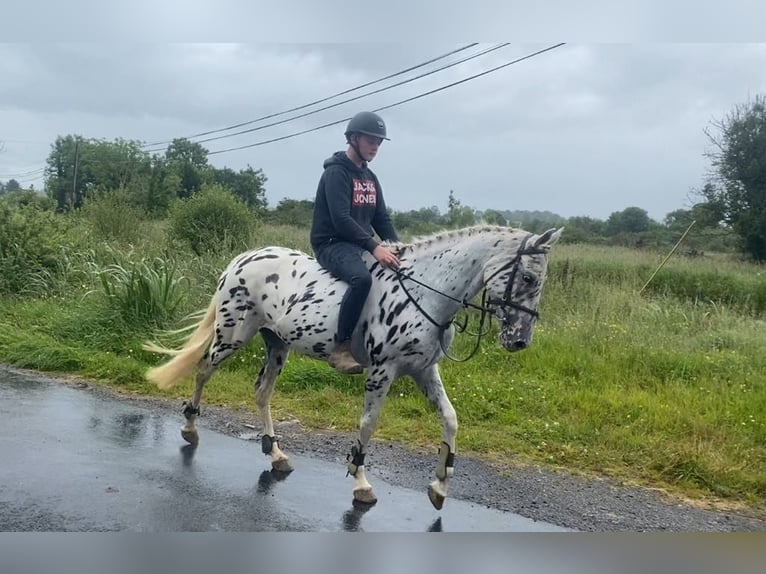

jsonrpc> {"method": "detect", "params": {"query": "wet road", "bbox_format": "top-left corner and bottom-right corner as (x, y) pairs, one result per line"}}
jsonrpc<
(0, 371), (570, 532)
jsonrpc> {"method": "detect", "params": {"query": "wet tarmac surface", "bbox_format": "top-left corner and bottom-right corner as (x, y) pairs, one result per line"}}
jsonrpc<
(0, 371), (570, 532)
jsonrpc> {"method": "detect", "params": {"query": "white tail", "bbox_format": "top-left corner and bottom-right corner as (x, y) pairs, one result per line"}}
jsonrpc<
(143, 297), (216, 390)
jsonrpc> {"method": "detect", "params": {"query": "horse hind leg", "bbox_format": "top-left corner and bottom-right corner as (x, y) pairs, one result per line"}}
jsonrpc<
(180, 356), (216, 446)
(182, 304), (262, 446)
(256, 329), (293, 473)
(412, 364), (458, 510)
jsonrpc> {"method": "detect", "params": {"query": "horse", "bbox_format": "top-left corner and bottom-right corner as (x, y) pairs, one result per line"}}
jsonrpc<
(144, 224), (563, 510)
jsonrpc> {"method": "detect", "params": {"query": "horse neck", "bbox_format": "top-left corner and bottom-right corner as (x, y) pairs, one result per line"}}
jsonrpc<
(402, 227), (520, 320)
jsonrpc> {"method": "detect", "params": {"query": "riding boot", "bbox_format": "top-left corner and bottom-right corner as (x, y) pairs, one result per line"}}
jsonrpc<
(328, 340), (363, 374)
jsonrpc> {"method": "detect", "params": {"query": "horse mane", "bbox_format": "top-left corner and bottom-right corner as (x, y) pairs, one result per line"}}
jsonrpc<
(382, 225), (527, 250)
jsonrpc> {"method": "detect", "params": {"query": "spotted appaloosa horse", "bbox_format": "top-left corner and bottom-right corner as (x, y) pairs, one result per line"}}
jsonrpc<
(144, 225), (563, 509)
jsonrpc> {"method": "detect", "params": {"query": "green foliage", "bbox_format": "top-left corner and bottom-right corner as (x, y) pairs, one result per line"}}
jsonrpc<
(79, 187), (148, 243)
(702, 94), (766, 261)
(0, 197), (82, 294)
(481, 209), (507, 226)
(446, 190), (476, 228)
(266, 198), (314, 227)
(164, 138), (209, 198)
(2, 225), (766, 510)
(168, 183), (259, 255)
(206, 165), (268, 213)
(645, 265), (766, 315)
(88, 247), (188, 326)
(0, 189), (55, 210)
(4, 179), (21, 192)
(393, 205), (444, 236)
(45, 135), (152, 211)
(606, 206), (652, 235)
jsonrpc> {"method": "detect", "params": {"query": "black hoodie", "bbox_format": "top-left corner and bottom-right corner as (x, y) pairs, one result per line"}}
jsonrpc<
(310, 151), (399, 253)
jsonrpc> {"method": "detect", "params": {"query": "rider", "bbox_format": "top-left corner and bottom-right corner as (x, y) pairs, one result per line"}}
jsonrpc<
(310, 111), (401, 374)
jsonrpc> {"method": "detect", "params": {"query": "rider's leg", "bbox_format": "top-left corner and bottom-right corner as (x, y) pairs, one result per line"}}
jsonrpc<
(316, 242), (371, 374)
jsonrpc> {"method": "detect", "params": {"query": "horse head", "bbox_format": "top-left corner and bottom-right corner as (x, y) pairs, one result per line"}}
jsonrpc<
(483, 227), (563, 352)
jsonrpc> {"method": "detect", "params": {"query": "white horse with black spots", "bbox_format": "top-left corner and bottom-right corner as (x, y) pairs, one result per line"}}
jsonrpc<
(144, 225), (563, 509)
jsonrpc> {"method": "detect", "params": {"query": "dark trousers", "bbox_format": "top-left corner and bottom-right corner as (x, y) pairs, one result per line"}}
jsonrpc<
(315, 241), (372, 344)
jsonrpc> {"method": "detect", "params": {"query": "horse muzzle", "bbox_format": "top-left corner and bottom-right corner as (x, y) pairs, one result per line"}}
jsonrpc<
(499, 320), (534, 353)
(500, 334), (530, 353)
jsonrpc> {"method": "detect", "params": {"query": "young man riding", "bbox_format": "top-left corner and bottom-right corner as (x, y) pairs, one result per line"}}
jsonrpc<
(310, 111), (401, 374)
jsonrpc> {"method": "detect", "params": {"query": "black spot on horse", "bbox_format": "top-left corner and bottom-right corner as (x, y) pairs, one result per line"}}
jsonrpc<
(265, 273), (279, 284)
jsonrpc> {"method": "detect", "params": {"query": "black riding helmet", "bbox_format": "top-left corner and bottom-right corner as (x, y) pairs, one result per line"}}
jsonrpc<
(344, 111), (390, 142)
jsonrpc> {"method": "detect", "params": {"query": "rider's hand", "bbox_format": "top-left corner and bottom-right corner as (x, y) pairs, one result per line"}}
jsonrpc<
(373, 245), (400, 269)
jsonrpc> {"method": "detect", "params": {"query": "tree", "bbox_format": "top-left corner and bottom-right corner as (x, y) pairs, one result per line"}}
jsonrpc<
(446, 190), (476, 228)
(481, 209), (507, 226)
(165, 138), (210, 198)
(702, 94), (766, 260)
(267, 198), (314, 227)
(44, 136), (152, 211)
(5, 179), (21, 192)
(206, 165), (268, 213)
(605, 206), (651, 236)
(392, 205), (443, 235)
(561, 215), (606, 243)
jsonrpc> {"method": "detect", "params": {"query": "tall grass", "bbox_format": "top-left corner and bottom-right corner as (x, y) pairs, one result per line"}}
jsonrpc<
(88, 246), (188, 326)
(1, 222), (765, 511)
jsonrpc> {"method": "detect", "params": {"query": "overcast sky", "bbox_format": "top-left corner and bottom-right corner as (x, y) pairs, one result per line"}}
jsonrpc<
(2, 42), (765, 221)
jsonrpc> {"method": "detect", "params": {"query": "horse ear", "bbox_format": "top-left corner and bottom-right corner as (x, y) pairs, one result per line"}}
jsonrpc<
(534, 227), (564, 249)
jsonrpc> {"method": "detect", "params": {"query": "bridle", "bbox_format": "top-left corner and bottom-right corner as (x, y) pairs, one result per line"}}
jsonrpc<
(483, 234), (548, 319)
(393, 234), (548, 362)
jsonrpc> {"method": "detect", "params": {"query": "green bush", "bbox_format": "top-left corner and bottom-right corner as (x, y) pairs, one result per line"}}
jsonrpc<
(80, 187), (147, 244)
(168, 184), (259, 255)
(0, 199), (79, 295)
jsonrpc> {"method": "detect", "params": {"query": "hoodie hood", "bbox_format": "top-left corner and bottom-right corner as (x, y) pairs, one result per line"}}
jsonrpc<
(323, 151), (365, 172)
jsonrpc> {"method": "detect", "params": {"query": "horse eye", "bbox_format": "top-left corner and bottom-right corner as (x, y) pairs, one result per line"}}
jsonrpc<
(521, 273), (534, 284)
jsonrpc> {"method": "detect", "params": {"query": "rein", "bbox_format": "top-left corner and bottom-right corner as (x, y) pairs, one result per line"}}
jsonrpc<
(393, 233), (547, 362)
(394, 269), (491, 362)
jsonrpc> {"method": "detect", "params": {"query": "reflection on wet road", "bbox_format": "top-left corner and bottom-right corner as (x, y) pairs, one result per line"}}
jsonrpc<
(0, 369), (570, 531)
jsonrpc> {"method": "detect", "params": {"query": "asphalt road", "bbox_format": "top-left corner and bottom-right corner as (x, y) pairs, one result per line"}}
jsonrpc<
(0, 369), (569, 532)
(3, 365), (765, 532)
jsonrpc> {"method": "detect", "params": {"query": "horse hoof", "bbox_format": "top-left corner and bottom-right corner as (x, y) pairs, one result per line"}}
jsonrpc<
(353, 487), (378, 505)
(428, 484), (446, 510)
(272, 458), (294, 473)
(181, 429), (199, 446)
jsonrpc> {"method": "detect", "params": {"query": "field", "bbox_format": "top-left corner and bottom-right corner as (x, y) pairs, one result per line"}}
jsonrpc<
(1, 220), (765, 514)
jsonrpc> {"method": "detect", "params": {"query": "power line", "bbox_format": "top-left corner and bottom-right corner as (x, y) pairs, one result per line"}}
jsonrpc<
(142, 43), (480, 148)
(0, 166), (46, 178)
(143, 43), (511, 154)
(207, 43), (566, 157)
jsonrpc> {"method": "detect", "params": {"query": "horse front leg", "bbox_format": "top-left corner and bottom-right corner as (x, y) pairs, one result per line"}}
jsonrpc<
(347, 365), (395, 505)
(256, 334), (292, 473)
(412, 364), (458, 510)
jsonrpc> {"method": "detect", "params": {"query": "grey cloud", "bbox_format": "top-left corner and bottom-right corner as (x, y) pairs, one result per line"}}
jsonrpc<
(2, 42), (765, 222)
